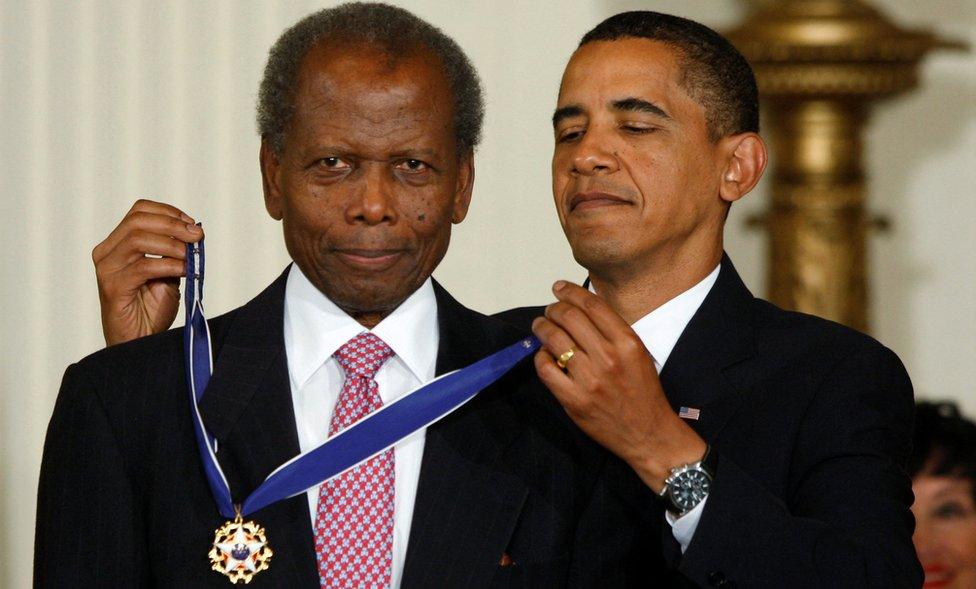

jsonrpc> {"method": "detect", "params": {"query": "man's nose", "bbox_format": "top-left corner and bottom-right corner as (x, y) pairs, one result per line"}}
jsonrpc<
(572, 129), (618, 176)
(348, 166), (397, 225)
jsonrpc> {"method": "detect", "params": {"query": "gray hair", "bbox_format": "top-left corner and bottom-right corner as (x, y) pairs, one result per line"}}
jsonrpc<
(257, 2), (484, 156)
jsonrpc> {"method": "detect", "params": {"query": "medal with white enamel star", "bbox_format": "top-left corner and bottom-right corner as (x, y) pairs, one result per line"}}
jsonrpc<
(208, 508), (273, 584)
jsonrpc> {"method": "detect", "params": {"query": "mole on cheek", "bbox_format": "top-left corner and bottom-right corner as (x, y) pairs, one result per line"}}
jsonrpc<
(418, 214), (426, 221)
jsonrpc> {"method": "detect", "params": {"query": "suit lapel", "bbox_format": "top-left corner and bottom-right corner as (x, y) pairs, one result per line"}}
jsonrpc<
(401, 282), (529, 588)
(651, 256), (757, 566)
(659, 254), (756, 444)
(197, 268), (319, 586)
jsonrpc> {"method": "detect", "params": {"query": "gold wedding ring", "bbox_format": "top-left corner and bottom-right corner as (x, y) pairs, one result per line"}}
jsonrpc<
(556, 348), (576, 369)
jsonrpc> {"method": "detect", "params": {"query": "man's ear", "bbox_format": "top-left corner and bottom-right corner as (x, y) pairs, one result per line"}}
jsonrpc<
(451, 148), (475, 224)
(260, 139), (284, 220)
(718, 133), (767, 204)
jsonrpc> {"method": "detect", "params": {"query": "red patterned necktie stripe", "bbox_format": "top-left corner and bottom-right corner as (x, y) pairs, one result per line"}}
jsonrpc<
(314, 332), (395, 588)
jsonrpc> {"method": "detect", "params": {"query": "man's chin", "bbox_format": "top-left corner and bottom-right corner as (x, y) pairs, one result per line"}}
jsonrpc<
(568, 235), (630, 270)
(318, 279), (417, 318)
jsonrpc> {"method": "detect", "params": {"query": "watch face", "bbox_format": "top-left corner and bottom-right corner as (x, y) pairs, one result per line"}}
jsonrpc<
(671, 469), (711, 511)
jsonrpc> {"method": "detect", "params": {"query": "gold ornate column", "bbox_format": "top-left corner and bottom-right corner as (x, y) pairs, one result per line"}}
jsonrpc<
(726, 0), (965, 331)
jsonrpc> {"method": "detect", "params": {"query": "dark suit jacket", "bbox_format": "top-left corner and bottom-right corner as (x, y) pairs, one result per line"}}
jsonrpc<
(497, 255), (922, 588)
(35, 272), (659, 588)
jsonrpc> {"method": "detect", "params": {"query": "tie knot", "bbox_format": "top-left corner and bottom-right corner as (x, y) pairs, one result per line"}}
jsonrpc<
(334, 332), (394, 379)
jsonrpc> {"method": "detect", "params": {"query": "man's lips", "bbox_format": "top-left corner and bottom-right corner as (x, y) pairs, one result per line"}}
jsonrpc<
(923, 564), (955, 588)
(334, 249), (406, 271)
(569, 191), (632, 212)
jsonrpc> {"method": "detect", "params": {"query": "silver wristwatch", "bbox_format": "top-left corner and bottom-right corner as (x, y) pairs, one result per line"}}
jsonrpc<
(660, 446), (715, 516)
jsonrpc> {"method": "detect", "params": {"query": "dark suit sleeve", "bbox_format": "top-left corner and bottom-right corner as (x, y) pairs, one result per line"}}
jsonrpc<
(34, 363), (149, 587)
(676, 344), (921, 588)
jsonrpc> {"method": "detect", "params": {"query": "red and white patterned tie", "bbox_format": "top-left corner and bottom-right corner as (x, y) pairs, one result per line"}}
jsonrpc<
(315, 332), (395, 588)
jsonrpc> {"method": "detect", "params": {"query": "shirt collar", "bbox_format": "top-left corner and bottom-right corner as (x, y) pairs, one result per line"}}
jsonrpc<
(283, 264), (439, 389)
(627, 264), (720, 371)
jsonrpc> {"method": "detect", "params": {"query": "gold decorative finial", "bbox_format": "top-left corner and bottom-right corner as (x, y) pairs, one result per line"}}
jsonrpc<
(727, 0), (966, 331)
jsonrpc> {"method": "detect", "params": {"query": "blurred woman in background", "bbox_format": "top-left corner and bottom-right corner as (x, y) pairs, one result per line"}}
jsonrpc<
(910, 401), (976, 589)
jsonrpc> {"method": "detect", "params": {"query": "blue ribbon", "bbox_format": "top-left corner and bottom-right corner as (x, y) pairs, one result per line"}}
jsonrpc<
(184, 234), (540, 519)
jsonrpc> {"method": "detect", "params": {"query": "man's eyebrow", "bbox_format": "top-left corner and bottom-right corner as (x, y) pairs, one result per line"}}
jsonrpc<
(390, 148), (438, 158)
(611, 97), (671, 120)
(552, 105), (585, 127)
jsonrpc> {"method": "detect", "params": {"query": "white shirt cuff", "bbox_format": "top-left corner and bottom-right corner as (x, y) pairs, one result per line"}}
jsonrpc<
(665, 497), (707, 553)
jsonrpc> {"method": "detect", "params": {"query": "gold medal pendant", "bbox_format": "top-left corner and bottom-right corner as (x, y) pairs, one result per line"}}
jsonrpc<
(209, 508), (273, 584)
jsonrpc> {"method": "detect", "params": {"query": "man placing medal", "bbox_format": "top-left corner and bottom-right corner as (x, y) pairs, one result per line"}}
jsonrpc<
(35, 4), (656, 587)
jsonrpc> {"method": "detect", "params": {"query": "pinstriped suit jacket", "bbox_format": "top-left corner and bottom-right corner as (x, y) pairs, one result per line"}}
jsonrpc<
(35, 270), (660, 588)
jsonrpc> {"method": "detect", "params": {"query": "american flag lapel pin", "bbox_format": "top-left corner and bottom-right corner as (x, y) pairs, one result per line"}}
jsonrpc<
(678, 406), (701, 421)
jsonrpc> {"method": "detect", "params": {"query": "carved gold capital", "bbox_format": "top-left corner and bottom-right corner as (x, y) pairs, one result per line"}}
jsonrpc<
(726, 0), (966, 331)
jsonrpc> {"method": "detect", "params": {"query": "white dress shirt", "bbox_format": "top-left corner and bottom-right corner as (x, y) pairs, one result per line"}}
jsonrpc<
(283, 265), (439, 589)
(598, 264), (720, 554)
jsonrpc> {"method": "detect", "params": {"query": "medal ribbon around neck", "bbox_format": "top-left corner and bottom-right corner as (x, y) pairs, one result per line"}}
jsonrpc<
(184, 233), (541, 520)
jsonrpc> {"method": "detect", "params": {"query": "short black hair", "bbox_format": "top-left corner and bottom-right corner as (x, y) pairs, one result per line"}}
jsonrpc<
(257, 2), (484, 156)
(910, 401), (976, 500)
(579, 11), (759, 140)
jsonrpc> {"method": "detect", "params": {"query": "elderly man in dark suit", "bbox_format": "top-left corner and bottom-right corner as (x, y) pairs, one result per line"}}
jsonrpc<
(34, 4), (654, 587)
(54, 7), (922, 589)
